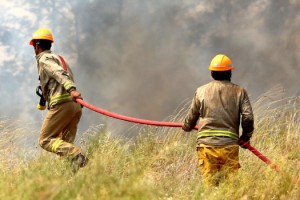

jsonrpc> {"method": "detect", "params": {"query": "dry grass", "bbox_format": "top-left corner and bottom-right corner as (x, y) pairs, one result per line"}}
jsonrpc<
(0, 89), (299, 199)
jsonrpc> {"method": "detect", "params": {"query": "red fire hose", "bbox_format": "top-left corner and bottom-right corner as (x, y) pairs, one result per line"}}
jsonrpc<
(76, 98), (300, 186)
(77, 98), (187, 128)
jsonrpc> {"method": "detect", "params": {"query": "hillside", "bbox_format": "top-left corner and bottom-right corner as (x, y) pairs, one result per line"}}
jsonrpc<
(0, 93), (299, 200)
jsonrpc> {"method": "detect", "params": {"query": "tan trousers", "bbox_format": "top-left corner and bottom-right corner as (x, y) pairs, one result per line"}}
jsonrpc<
(39, 101), (82, 158)
(197, 144), (240, 187)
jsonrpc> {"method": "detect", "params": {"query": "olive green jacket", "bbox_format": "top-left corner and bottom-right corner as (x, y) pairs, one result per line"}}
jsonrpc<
(36, 50), (76, 108)
(183, 80), (254, 146)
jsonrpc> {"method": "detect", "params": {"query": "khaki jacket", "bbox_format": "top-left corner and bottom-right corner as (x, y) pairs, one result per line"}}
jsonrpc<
(36, 50), (76, 108)
(183, 80), (254, 146)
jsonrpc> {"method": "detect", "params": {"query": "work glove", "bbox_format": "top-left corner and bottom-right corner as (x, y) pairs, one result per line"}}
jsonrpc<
(238, 134), (251, 149)
(182, 125), (190, 132)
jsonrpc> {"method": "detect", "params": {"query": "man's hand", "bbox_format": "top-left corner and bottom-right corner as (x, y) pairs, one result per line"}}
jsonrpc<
(238, 135), (251, 149)
(70, 90), (83, 101)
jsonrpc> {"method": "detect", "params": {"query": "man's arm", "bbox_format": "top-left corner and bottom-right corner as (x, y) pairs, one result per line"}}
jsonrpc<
(182, 91), (200, 132)
(239, 89), (254, 146)
(42, 56), (77, 92)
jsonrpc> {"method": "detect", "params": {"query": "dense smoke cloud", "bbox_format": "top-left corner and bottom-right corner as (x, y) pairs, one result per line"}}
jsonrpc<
(0, 0), (299, 135)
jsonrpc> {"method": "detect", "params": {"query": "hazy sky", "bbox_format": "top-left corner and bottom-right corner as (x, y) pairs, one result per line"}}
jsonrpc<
(0, 0), (299, 138)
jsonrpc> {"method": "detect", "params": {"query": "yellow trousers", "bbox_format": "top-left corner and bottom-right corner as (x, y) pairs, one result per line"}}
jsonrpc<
(39, 101), (82, 157)
(197, 144), (240, 187)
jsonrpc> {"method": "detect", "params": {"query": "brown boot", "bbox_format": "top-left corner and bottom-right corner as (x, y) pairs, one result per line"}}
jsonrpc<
(71, 153), (89, 174)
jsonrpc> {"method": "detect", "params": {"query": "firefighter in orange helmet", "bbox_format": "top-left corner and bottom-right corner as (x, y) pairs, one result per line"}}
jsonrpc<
(29, 28), (88, 173)
(182, 54), (254, 187)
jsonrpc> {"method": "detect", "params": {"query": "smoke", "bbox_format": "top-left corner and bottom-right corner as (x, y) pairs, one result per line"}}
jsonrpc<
(72, 0), (300, 133)
(0, 0), (299, 135)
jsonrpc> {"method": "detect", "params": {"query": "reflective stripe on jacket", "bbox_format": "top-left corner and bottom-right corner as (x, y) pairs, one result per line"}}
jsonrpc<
(198, 130), (239, 140)
(36, 50), (76, 108)
(183, 80), (254, 146)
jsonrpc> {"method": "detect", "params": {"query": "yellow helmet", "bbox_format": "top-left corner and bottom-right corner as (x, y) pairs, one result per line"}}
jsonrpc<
(209, 54), (234, 71)
(29, 28), (54, 45)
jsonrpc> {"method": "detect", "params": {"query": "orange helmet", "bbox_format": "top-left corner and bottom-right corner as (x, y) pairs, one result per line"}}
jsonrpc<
(209, 54), (234, 71)
(29, 28), (54, 45)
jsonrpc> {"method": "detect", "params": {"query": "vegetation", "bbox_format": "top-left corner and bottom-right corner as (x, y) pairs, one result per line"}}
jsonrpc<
(1, 93), (299, 200)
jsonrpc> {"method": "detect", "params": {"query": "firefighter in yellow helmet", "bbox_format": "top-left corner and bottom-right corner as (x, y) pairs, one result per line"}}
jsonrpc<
(182, 54), (254, 187)
(29, 28), (88, 173)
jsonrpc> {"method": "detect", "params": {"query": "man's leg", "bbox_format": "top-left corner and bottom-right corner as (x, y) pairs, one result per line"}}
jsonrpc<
(39, 102), (81, 157)
(197, 145), (222, 187)
(62, 103), (82, 144)
(220, 145), (240, 179)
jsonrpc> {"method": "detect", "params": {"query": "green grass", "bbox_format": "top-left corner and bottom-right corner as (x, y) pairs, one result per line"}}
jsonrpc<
(1, 92), (300, 200)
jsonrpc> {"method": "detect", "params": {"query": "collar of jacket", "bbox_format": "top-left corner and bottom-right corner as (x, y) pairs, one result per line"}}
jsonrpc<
(35, 50), (52, 61)
(212, 80), (231, 83)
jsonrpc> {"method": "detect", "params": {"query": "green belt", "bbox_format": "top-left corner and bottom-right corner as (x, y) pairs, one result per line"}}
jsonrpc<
(197, 130), (239, 140)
